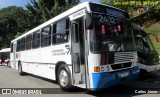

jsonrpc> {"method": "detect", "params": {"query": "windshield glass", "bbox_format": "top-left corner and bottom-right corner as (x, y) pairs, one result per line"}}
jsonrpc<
(134, 30), (154, 53)
(90, 13), (136, 53)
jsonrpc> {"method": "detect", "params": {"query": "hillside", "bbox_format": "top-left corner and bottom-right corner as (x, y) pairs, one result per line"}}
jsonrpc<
(143, 22), (160, 55)
(131, 7), (160, 55)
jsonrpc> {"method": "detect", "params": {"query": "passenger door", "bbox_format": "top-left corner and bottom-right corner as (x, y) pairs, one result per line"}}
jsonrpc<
(71, 17), (86, 88)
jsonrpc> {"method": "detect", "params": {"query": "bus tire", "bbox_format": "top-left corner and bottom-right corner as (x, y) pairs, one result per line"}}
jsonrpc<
(57, 64), (72, 91)
(18, 62), (24, 75)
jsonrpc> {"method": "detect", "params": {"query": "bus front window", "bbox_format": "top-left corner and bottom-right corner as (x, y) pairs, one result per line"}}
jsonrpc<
(90, 13), (136, 53)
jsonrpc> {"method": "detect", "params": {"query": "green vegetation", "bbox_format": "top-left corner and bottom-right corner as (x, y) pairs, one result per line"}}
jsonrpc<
(0, 0), (79, 49)
(131, 7), (160, 55)
(26, 0), (79, 24)
(143, 22), (160, 55)
(0, 6), (32, 48)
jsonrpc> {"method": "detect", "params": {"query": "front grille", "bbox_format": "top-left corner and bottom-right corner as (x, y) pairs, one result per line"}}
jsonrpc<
(111, 62), (132, 70)
(101, 53), (114, 65)
(101, 52), (136, 65)
(114, 52), (135, 63)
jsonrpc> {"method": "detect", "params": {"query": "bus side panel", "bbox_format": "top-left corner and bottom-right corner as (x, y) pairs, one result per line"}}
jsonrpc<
(51, 44), (72, 65)
(39, 46), (55, 80)
(20, 51), (26, 71)
(51, 43), (72, 79)
(23, 50), (33, 73)
(88, 54), (101, 88)
(31, 48), (41, 75)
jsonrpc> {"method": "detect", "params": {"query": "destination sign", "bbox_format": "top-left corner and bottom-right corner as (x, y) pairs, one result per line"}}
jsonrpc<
(106, 9), (125, 18)
(90, 3), (127, 18)
(69, 9), (85, 20)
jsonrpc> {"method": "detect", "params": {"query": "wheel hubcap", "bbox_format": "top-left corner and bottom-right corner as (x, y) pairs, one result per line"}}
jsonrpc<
(59, 70), (68, 86)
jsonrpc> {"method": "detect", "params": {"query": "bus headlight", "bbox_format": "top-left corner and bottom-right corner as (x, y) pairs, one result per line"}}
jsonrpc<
(94, 66), (100, 72)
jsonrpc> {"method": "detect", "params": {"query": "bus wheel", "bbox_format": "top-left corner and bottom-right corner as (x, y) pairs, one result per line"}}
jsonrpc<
(18, 62), (24, 75)
(58, 64), (72, 91)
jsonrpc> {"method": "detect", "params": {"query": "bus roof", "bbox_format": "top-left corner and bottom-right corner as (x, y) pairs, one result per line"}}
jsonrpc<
(11, 2), (126, 43)
(0, 48), (11, 53)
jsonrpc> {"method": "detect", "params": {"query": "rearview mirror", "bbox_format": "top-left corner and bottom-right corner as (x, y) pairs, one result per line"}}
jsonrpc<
(85, 13), (93, 29)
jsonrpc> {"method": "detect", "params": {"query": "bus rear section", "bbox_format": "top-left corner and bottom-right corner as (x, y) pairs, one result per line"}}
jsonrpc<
(132, 23), (160, 73)
(0, 48), (10, 66)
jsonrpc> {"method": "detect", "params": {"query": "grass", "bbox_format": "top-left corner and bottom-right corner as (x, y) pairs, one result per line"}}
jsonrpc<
(142, 22), (160, 55)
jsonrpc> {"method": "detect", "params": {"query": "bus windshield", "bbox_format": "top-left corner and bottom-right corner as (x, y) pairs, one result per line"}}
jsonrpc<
(90, 13), (136, 53)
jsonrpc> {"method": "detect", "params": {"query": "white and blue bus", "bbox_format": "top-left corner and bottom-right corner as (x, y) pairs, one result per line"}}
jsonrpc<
(10, 2), (139, 91)
(0, 48), (10, 66)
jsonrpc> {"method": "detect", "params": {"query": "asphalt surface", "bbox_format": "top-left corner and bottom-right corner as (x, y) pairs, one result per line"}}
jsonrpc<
(0, 65), (160, 97)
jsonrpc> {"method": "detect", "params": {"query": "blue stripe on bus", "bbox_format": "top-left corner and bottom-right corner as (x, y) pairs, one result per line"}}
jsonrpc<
(92, 66), (139, 91)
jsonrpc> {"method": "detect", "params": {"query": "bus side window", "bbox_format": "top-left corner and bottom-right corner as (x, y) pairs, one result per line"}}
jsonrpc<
(26, 34), (32, 50)
(41, 26), (51, 47)
(52, 18), (69, 45)
(11, 43), (13, 53)
(21, 37), (26, 51)
(32, 30), (40, 49)
(16, 40), (21, 52)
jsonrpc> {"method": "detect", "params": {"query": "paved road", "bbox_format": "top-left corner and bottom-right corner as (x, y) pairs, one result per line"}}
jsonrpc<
(0, 66), (160, 97)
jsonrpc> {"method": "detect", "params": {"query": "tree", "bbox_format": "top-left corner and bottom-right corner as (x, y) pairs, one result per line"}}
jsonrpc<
(26, 0), (79, 24)
(0, 6), (32, 48)
(0, 0), (80, 48)
(100, 0), (114, 6)
(100, 0), (130, 11)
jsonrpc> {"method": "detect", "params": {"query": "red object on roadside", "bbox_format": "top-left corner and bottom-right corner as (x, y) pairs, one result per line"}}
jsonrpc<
(153, 34), (159, 42)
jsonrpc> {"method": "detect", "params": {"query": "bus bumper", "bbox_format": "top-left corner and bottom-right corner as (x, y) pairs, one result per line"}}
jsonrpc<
(92, 66), (139, 91)
(138, 63), (160, 72)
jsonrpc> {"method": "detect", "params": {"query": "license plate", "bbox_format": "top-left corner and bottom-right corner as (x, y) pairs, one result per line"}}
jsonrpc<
(118, 71), (130, 78)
